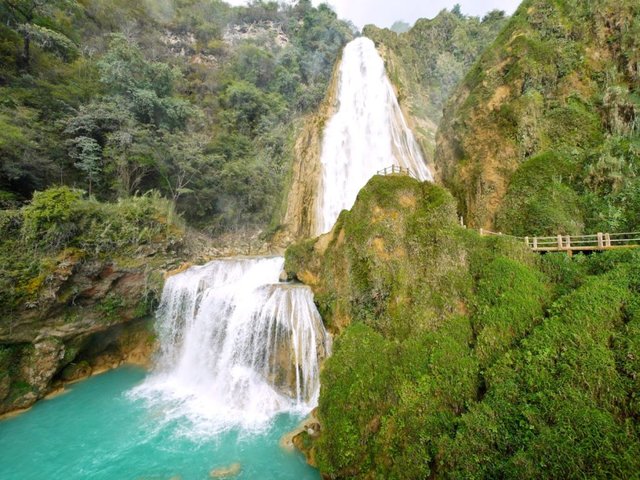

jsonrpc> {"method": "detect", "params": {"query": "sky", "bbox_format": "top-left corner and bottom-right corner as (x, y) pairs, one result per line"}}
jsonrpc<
(225, 0), (522, 29)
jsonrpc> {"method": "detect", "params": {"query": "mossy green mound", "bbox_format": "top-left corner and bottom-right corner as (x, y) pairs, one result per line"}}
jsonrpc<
(286, 175), (640, 479)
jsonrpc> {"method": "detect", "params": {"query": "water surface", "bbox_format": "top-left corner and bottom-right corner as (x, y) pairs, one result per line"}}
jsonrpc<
(0, 367), (319, 480)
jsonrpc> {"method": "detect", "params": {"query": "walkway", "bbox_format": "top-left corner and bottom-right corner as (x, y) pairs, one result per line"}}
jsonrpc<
(376, 165), (418, 178)
(479, 229), (640, 254)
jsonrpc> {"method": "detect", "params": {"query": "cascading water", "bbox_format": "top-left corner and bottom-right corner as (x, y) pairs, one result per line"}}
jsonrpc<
(132, 257), (330, 435)
(1, 34), (436, 480)
(316, 36), (433, 235)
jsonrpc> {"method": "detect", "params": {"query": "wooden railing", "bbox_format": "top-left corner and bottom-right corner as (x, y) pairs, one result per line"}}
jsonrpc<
(479, 229), (640, 254)
(376, 165), (416, 178)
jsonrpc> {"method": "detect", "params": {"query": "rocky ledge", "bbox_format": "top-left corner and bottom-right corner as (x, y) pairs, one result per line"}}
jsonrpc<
(0, 244), (185, 416)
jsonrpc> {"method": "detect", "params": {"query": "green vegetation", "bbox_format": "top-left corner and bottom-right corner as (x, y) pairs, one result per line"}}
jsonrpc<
(0, 186), (183, 318)
(365, 7), (508, 124)
(0, 0), (353, 232)
(286, 176), (640, 479)
(436, 0), (640, 234)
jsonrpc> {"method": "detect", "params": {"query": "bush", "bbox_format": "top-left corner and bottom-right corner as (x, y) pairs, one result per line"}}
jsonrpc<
(496, 152), (584, 236)
(21, 187), (84, 249)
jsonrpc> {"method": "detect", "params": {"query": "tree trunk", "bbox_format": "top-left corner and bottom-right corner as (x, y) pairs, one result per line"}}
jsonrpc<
(20, 33), (30, 72)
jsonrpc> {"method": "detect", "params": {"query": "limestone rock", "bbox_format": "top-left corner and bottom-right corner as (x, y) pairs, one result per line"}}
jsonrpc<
(21, 338), (65, 394)
(210, 463), (241, 478)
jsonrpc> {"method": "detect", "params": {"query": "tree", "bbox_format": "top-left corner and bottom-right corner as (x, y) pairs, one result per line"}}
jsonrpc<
(98, 34), (193, 130)
(103, 124), (156, 197)
(3, 0), (78, 71)
(390, 21), (411, 34)
(156, 132), (214, 203)
(69, 136), (101, 196)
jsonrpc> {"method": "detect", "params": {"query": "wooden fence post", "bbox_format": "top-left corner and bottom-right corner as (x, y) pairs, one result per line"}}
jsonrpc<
(557, 234), (563, 249)
(480, 228), (484, 236)
(533, 237), (538, 249)
(597, 232), (603, 248)
(565, 235), (571, 250)
(605, 233), (611, 247)
(525, 236), (529, 248)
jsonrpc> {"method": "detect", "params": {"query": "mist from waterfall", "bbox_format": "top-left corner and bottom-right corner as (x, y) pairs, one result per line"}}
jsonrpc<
(316, 37), (433, 235)
(131, 257), (330, 436)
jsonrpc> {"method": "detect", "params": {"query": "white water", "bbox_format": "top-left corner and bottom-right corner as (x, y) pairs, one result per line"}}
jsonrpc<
(132, 36), (427, 439)
(132, 257), (330, 436)
(316, 37), (433, 235)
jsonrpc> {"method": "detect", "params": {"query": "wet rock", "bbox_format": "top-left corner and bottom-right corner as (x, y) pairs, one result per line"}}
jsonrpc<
(21, 338), (65, 395)
(210, 463), (241, 478)
(0, 374), (10, 401)
(60, 361), (92, 382)
(279, 270), (289, 282)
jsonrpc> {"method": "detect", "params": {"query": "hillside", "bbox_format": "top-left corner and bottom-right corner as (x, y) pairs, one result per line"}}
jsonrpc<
(364, 8), (508, 159)
(286, 174), (640, 479)
(436, 0), (640, 234)
(0, 0), (353, 234)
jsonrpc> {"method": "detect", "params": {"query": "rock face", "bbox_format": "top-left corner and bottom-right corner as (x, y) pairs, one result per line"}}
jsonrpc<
(279, 57), (341, 242)
(0, 248), (183, 415)
(224, 21), (289, 48)
(435, 0), (640, 232)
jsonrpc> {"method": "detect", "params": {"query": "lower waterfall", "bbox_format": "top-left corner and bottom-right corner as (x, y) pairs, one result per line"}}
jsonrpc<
(131, 256), (330, 435)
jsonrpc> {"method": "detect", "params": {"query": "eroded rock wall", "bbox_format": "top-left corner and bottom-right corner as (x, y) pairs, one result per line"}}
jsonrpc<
(0, 248), (184, 415)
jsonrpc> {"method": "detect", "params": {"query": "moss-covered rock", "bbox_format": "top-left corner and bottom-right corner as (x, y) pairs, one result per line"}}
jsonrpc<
(435, 0), (640, 233)
(286, 175), (640, 478)
(286, 175), (475, 338)
(0, 188), (190, 415)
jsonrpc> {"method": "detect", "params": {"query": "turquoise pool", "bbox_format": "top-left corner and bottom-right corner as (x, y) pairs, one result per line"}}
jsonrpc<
(0, 367), (320, 480)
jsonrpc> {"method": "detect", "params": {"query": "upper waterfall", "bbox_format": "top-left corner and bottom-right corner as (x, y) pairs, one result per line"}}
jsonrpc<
(316, 37), (433, 235)
(131, 257), (330, 436)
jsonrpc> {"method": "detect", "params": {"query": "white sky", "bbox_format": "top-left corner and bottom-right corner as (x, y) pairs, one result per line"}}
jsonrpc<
(226, 1), (522, 28)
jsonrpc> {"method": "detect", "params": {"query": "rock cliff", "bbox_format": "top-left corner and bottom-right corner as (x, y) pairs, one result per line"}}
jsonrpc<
(0, 244), (185, 415)
(280, 54), (341, 241)
(435, 0), (640, 233)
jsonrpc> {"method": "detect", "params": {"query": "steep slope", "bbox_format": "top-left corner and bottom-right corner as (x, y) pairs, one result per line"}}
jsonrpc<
(436, 0), (640, 233)
(364, 9), (508, 161)
(285, 175), (640, 479)
(0, 1), (353, 233)
(0, 188), (188, 414)
(279, 57), (341, 241)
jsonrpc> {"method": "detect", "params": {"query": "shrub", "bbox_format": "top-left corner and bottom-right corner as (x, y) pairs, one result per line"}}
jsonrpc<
(21, 187), (84, 249)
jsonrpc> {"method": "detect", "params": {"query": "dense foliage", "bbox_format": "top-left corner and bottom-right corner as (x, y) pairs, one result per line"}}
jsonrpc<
(286, 175), (640, 479)
(0, 186), (183, 318)
(0, 0), (353, 232)
(436, 0), (640, 234)
(366, 7), (508, 123)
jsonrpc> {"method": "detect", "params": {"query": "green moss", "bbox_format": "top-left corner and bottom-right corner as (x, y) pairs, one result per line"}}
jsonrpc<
(289, 173), (640, 478)
(496, 152), (584, 236)
(473, 256), (547, 369)
(96, 294), (125, 321)
(284, 238), (316, 279)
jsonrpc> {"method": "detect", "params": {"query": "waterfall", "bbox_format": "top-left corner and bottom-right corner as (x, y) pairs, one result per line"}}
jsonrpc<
(316, 37), (433, 235)
(132, 257), (330, 435)
(132, 35), (426, 438)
